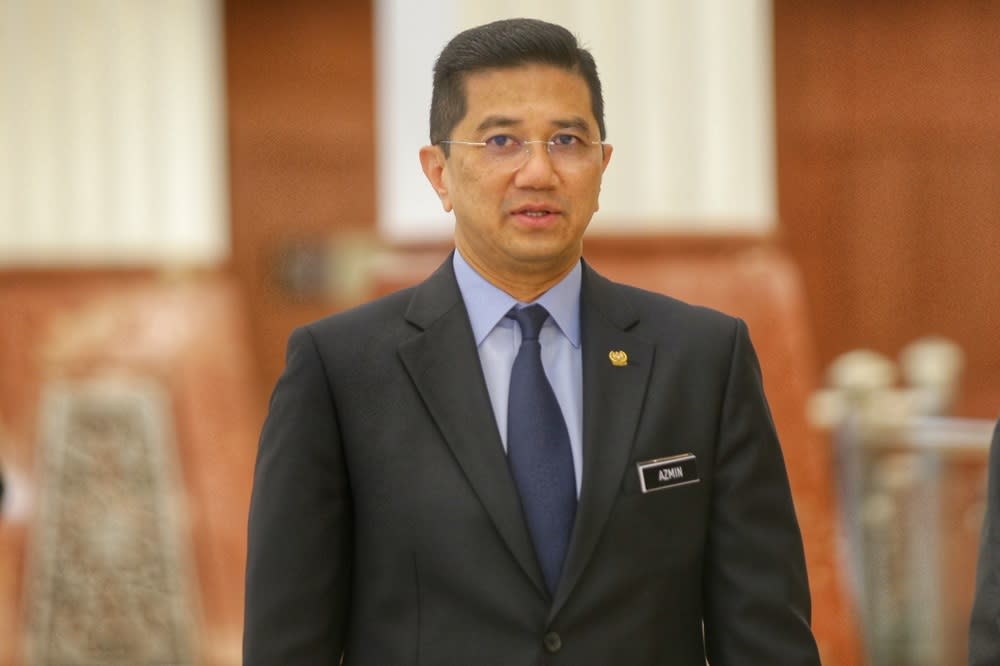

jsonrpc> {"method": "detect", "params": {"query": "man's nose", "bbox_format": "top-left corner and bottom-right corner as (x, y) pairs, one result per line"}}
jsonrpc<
(514, 142), (557, 184)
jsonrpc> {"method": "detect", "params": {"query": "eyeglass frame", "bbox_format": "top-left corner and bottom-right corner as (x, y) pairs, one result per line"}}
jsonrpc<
(436, 130), (605, 172)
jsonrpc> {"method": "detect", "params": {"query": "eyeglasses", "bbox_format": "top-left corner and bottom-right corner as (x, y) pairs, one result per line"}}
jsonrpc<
(438, 130), (603, 172)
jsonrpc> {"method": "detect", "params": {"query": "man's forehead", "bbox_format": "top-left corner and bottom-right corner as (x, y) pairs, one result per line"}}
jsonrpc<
(460, 63), (587, 92)
(458, 65), (596, 131)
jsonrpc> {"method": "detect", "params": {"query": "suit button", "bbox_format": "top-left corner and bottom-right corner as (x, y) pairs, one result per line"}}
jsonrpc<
(543, 631), (562, 653)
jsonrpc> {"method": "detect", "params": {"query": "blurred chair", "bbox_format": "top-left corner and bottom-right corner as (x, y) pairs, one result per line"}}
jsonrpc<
(24, 379), (197, 664)
(0, 273), (260, 665)
(813, 341), (993, 665)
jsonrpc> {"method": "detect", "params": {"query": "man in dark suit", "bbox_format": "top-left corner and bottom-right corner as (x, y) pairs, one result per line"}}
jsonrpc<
(969, 418), (1000, 665)
(244, 18), (820, 665)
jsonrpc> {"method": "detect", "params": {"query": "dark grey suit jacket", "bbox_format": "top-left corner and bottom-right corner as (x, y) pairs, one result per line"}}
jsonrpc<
(970, 418), (1000, 665)
(243, 257), (819, 665)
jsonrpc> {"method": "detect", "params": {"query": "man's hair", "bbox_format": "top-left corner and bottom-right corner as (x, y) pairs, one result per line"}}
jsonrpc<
(430, 18), (606, 150)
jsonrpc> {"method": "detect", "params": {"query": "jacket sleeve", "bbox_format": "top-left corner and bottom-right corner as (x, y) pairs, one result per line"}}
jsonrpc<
(244, 326), (353, 664)
(969, 419), (1000, 666)
(702, 319), (821, 665)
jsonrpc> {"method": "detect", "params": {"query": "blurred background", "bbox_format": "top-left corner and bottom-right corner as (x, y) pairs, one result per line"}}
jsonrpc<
(1, 1), (998, 664)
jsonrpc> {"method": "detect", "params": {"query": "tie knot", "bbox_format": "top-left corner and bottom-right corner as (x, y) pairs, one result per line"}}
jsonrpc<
(508, 304), (549, 341)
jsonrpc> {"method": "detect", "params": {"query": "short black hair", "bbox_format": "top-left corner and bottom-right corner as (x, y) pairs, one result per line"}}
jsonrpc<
(430, 18), (606, 151)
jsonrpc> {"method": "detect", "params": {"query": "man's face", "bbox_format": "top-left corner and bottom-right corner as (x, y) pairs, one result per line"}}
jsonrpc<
(421, 64), (613, 291)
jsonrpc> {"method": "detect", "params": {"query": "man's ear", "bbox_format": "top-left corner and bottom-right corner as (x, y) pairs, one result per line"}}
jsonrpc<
(601, 143), (614, 173)
(595, 143), (613, 212)
(419, 145), (453, 212)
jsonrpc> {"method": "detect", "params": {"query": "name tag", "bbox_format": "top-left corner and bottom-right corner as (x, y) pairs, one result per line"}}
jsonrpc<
(636, 453), (699, 493)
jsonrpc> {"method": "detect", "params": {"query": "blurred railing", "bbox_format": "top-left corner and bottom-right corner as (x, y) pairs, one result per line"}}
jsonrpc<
(811, 337), (996, 665)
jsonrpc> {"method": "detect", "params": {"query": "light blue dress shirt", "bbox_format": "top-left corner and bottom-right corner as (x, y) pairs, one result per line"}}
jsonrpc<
(453, 250), (583, 493)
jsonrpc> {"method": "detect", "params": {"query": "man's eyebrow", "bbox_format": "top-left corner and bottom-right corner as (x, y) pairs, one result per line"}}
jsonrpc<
(473, 115), (595, 135)
(553, 116), (593, 134)
(475, 116), (522, 132)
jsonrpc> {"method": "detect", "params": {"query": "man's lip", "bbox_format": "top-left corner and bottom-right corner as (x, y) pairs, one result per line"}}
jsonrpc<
(510, 205), (562, 215)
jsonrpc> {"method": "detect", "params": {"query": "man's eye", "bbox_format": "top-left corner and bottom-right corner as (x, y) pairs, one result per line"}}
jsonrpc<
(551, 133), (583, 147)
(485, 135), (519, 149)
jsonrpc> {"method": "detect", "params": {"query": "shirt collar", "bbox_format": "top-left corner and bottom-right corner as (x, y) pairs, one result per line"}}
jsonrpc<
(453, 250), (581, 348)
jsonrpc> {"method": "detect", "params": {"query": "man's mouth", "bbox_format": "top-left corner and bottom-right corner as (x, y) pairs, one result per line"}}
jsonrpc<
(512, 205), (561, 218)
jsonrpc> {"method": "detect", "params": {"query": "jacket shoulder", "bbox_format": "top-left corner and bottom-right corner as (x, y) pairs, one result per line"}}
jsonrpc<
(303, 286), (416, 340)
(585, 266), (741, 343)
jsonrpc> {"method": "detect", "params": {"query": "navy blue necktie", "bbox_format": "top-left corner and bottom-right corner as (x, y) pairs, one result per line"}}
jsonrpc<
(506, 304), (576, 594)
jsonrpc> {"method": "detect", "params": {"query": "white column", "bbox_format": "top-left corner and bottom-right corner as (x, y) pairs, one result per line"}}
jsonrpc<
(0, 0), (229, 267)
(375, 0), (775, 239)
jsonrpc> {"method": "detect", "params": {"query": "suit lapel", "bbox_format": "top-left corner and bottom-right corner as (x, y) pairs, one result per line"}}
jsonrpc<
(397, 257), (548, 597)
(550, 262), (654, 619)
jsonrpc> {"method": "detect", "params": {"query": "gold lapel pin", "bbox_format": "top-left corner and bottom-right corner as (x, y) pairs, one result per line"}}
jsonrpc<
(609, 350), (628, 367)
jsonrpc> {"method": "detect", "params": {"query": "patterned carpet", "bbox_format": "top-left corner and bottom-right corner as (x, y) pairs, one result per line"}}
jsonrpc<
(25, 380), (198, 664)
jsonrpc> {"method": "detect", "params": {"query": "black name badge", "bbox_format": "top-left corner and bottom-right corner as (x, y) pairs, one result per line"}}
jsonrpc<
(637, 453), (699, 493)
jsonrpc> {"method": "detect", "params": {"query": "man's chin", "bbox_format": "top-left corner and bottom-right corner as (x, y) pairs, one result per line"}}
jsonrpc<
(506, 245), (581, 273)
